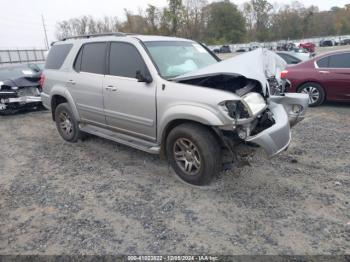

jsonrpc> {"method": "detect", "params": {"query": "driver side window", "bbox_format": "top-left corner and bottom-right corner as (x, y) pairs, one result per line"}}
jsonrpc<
(108, 42), (148, 78)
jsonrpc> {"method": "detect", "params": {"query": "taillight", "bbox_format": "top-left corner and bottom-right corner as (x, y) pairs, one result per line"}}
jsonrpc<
(39, 73), (45, 88)
(280, 70), (288, 79)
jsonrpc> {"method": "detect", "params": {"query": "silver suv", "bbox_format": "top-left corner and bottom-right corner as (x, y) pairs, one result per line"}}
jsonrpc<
(41, 33), (308, 185)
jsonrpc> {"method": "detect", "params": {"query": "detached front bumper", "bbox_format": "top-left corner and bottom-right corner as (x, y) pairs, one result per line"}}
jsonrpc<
(244, 93), (309, 158)
(1, 89), (42, 110)
(245, 102), (291, 157)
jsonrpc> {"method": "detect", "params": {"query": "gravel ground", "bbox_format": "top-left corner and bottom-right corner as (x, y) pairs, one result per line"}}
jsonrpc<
(0, 102), (349, 255)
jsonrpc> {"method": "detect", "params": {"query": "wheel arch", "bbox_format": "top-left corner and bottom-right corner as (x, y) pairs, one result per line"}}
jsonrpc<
(159, 119), (223, 158)
(50, 89), (80, 121)
(296, 80), (327, 97)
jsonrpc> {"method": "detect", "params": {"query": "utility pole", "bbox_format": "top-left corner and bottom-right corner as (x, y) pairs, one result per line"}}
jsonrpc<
(41, 14), (49, 50)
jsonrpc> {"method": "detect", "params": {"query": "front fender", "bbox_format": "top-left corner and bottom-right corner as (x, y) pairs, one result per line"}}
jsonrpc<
(158, 104), (226, 141)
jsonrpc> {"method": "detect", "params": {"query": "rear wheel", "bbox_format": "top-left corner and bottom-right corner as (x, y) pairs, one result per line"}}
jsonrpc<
(166, 123), (221, 186)
(54, 103), (82, 142)
(298, 82), (325, 107)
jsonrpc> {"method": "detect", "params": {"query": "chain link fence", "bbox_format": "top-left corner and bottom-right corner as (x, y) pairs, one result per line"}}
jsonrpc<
(0, 49), (47, 64)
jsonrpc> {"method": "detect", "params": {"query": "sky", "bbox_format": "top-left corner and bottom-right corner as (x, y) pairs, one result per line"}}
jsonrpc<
(0, 0), (349, 49)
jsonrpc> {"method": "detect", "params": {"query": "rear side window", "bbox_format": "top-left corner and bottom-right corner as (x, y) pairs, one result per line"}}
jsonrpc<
(278, 53), (301, 64)
(80, 42), (107, 74)
(45, 44), (73, 69)
(109, 42), (148, 78)
(316, 57), (329, 68)
(329, 53), (350, 68)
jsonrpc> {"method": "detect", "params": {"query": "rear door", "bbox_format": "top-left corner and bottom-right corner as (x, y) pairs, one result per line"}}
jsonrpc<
(67, 42), (107, 124)
(103, 41), (157, 141)
(317, 53), (350, 101)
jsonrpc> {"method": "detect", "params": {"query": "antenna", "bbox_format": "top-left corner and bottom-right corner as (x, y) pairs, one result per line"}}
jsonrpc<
(41, 14), (49, 50)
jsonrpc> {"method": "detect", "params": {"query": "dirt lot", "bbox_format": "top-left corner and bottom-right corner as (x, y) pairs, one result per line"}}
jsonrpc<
(0, 102), (349, 255)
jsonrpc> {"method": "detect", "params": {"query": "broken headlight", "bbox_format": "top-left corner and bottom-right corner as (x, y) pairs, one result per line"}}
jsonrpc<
(220, 100), (250, 119)
(241, 92), (267, 116)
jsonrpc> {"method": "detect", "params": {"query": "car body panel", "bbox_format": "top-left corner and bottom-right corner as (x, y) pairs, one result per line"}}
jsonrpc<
(284, 50), (350, 102)
(173, 48), (287, 97)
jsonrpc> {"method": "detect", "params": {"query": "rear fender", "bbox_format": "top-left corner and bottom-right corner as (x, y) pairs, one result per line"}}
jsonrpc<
(50, 86), (80, 121)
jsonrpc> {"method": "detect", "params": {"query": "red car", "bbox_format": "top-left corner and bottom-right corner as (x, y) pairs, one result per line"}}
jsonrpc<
(299, 42), (315, 53)
(281, 50), (350, 106)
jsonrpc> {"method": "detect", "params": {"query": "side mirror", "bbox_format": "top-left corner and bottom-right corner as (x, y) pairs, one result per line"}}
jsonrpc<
(136, 70), (152, 84)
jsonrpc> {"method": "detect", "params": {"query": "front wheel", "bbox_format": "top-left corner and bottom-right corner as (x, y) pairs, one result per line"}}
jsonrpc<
(166, 123), (221, 186)
(298, 82), (325, 107)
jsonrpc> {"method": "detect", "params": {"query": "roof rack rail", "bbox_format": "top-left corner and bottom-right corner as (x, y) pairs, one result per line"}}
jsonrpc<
(61, 32), (127, 41)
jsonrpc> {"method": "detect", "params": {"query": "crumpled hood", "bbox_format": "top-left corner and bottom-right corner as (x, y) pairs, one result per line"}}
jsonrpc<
(1, 74), (40, 89)
(173, 48), (286, 96)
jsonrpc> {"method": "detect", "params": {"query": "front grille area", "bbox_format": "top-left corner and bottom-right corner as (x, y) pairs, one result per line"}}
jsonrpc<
(17, 87), (40, 97)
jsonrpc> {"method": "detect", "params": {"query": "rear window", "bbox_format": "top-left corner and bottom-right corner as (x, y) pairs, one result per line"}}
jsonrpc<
(45, 44), (73, 70)
(0, 66), (35, 81)
(80, 42), (107, 74)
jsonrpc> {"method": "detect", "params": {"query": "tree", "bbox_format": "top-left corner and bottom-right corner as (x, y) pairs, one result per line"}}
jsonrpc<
(145, 5), (160, 34)
(165, 0), (185, 35)
(204, 0), (246, 44)
(250, 0), (273, 41)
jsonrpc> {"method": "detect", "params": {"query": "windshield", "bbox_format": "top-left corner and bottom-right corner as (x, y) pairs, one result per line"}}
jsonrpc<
(144, 41), (218, 79)
(0, 66), (34, 81)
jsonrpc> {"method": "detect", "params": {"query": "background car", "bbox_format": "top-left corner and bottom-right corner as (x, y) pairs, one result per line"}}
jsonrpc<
(219, 45), (231, 53)
(340, 38), (350, 45)
(320, 39), (337, 47)
(299, 42), (315, 53)
(281, 50), (350, 106)
(276, 51), (302, 64)
(0, 64), (42, 113)
(277, 49), (311, 63)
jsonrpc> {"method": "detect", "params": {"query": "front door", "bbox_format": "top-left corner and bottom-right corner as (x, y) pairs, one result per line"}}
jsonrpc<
(103, 42), (157, 141)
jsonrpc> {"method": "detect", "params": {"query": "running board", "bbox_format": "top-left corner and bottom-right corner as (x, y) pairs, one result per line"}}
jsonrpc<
(80, 124), (160, 154)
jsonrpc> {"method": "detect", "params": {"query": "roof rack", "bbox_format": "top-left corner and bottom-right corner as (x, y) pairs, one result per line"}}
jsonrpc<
(61, 32), (127, 41)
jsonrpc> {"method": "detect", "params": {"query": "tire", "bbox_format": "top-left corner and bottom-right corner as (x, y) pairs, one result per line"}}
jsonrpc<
(54, 103), (82, 142)
(297, 82), (325, 107)
(166, 123), (221, 186)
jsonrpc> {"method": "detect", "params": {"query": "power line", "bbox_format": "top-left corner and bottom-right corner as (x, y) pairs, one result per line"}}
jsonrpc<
(41, 14), (49, 50)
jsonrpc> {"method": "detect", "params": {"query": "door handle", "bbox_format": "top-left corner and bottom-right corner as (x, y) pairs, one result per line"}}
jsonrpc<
(319, 70), (330, 74)
(106, 85), (117, 91)
(67, 79), (76, 85)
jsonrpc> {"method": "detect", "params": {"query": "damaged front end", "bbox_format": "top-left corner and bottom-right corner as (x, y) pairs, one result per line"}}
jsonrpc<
(174, 48), (309, 158)
(0, 75), (42, 112)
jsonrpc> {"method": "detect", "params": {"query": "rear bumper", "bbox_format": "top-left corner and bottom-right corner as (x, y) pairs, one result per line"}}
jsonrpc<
(5, 96), (42, 104)
(245, 93), (308, 157)
(41, 92), (50, 110)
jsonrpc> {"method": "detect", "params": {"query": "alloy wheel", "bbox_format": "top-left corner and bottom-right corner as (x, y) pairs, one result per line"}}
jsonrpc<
(58, 111), (73, 136)
(173, 138), (201, 175)
(300, 86), (320, 104)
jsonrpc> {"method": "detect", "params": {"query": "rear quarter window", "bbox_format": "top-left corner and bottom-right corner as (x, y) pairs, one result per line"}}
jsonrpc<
(45, 44), (73, 70)
(316, 56), (329, 68)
